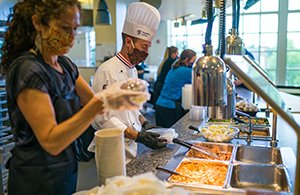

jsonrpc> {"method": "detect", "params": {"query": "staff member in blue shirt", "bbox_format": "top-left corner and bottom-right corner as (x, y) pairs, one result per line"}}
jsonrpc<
(155, 49), (196, 128)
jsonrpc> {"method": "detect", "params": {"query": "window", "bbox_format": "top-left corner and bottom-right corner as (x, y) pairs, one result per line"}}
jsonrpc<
(286, 11), (300, 86)
(167, 0), (300, 86)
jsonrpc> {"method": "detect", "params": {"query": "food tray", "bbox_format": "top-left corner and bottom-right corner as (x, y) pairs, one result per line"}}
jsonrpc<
(160, 143), (294, 194)
(167, 158), (230, 189)
(228, 163), (289, 192)
(237, 116), (270, 126)
(185, 142), (235, 162)
(237, 126), (270, 136)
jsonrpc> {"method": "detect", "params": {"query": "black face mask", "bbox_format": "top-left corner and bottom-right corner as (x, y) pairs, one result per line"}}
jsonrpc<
(188, 61), (195, 68)
(127, 39), (149, 65)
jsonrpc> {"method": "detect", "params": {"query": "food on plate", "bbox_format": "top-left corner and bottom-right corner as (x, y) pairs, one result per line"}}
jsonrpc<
(187, 146), (232, 161)
(170, 161), (228, 186)
(200, 125), (239, 142)
(236, 99), (259, 112)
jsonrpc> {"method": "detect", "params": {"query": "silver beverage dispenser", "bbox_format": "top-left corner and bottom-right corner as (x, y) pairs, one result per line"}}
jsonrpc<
(226, 28), (245, 55)
(225, 0), (245, 55)
(192, 44), (227, 119)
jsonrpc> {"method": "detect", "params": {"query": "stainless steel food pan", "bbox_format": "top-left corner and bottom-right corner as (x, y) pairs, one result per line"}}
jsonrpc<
(185, 141), (237, 162)
(229, 163), (289, 192)
(167, 158), (231, 190)
(234, 145), (282, 165)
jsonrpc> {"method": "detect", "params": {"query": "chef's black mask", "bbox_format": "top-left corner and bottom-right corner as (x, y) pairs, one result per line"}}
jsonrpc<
(127, 39), (149, 65)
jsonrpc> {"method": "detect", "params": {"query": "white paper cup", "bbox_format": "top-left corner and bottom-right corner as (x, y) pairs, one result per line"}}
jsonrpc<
(94, 129), (126, 185)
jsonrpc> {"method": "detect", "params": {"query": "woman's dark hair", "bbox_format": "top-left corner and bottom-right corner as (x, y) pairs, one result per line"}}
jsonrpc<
(0, 0), (82, 78)
(168, 46), (178, 57)
(172, 49), (196, 69)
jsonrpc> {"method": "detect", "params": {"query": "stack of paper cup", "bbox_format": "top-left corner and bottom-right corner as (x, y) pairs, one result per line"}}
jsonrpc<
(190, 105), (207, 121)
(94, 129), (126, 185)
(182, 84), (192, 110)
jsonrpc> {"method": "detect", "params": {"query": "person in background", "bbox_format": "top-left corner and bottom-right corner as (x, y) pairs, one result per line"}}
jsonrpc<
(91, 2), (167, 164)
(155, 49), (196, 128)
(136, 61), (149, 79)
(153, 46), (178, 106)
(0, 0), (147, 194)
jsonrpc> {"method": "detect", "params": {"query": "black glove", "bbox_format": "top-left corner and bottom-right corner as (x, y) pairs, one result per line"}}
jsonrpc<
(142, 120), (163, 131)
(135, 132), (167, 149)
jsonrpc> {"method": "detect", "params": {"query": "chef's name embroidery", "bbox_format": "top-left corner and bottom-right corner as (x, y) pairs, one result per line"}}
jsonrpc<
(137, 29), (150, 37)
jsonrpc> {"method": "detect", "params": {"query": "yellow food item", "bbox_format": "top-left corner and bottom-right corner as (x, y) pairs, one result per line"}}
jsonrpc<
(200, 125), (237, 142)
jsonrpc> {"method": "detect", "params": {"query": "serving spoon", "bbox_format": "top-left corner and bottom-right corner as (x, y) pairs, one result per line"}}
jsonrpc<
(156, 166), (193, 179)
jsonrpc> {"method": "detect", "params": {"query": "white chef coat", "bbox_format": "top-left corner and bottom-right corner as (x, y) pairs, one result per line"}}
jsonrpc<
(91, 53), (141, 163)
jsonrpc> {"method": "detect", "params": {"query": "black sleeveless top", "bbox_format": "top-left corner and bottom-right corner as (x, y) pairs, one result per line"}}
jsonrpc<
(6, 51), (79, 146)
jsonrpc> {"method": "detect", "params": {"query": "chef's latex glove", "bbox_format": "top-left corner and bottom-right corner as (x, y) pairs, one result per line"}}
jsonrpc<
(135, 132), (167, 149)
(94, 80), (148, 111)
(142, 120), (163, 131)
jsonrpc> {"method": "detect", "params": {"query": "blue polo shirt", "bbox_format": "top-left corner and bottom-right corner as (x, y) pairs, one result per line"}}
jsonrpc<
(156, 66), (192, 109)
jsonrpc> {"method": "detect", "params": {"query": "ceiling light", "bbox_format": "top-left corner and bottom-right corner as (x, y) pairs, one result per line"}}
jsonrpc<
(96, 0), (111, 25)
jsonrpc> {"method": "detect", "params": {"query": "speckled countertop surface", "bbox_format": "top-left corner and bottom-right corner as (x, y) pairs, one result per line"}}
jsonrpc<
(126, 112), (205, 177)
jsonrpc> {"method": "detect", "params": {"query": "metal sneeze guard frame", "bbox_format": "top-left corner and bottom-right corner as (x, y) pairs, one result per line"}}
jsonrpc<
(223, 55), (299, 194)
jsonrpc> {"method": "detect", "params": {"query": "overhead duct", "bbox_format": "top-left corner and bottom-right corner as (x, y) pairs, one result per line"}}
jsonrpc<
(244, 0), (260, 10)
(191, 15), (217, 25)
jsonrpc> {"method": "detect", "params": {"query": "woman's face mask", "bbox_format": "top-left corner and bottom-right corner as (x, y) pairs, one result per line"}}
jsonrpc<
(127, 39), (149, 65)
(43, 27), (75, 55)
(188, 61), (195, 68)
(187, 56), (196, 68)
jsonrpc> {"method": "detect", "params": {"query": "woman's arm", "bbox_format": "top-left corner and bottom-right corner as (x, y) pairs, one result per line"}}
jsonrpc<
(16, 88), (103, 156)
(75, 75), (95, 106)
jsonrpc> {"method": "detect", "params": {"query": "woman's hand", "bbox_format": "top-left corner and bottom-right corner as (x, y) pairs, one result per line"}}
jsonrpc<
(94, 80), (149, 111)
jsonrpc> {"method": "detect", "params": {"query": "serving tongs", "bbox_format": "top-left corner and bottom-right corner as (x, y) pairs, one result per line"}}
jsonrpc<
(172, 138), (220, 159)
(156, 166), (193, 179)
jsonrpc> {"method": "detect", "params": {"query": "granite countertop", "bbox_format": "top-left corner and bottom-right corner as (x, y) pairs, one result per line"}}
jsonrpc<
(126, 113), (204, 177)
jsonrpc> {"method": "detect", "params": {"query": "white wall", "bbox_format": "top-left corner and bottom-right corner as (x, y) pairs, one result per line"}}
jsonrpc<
(66, 31), (91, 66)
(115, 0), (127, 51)
(145, 20), (168, 67)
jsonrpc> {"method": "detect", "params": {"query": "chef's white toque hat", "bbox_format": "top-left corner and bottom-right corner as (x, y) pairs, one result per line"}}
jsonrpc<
(122, 2), (161, 42)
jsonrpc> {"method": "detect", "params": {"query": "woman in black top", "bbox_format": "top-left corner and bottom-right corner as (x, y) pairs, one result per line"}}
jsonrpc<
(0, 1), (146, 194)
(153, 46), (178, 107)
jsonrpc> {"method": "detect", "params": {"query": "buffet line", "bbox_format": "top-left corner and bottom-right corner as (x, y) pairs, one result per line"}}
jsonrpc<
(155, 113), (296, 194)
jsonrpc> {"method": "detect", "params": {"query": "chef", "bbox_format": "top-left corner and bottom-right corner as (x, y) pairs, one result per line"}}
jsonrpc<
(90, 2), (167, 163)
